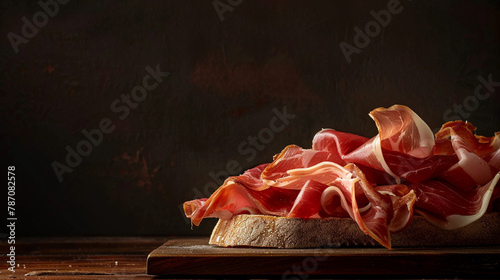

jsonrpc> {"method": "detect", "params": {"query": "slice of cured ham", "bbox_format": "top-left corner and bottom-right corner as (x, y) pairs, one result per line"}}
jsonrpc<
(184, 105), (499, 249)
(312, 129), (369, 165)
(409, 173), (499, 230)
(345, 164), (393, 249)
(375, 184), (417, 233)
(343, 105), (435, 182)
(288, 180), (329, 218)
(381, 150), (458, 183)
(435, 121), (499, 191)
(261, 145), (339, 184)
(184, 164), (300, 226)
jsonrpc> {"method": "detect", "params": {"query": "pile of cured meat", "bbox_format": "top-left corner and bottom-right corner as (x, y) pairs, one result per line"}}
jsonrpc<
(184, 105), (500, 248)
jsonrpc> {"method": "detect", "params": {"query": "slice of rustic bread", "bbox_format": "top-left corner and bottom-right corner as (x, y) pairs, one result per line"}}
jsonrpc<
(209, 213), (500, 248)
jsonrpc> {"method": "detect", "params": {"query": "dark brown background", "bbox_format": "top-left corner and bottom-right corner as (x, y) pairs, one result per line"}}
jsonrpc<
(1, 0), (499, 238)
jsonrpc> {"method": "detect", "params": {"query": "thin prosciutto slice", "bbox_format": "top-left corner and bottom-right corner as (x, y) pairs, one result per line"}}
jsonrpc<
(312, 129), (369, 165)
(344, 105), (435, 182)
(261, 145), (339, 184)
(375, 184), (417, 233)
(436, 121), (499, 191)
(288, 180), (329, 218)
(185, 164), (299, 225)
(409, 173), (499, 229)
(381, 150), (458, 183)
(313, 127), (458, 184)
(345, 164), (393, 249)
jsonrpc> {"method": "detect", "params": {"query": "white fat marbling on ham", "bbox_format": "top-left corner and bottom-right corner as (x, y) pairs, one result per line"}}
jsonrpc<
(455, 143), (492, 186)
(372, 135), (399, 181)
(321, 185), (354, 217)
(489, 149), (500, 170)
(344, 105), (435, 183)
(416, 172), (499, 230)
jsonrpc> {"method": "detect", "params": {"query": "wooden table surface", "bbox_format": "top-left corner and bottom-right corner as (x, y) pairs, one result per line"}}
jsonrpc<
(2, 237), (500, 279)
(0, 237), (168, 279)
(148, 237), (500, 278)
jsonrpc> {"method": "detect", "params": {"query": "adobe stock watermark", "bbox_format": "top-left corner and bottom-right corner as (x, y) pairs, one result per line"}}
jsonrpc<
(7, 0), (71, 54)
(441, 73), (499, 125)
(339, 0), (411, 63)
(179, 106), (296, 224)
(282, 246), (329, 280)
(51, 64), (169, 182)
(213, 0), (244, 21)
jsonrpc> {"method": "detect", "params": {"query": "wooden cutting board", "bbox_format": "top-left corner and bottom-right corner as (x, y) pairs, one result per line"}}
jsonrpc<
(147, 237), (500, 277)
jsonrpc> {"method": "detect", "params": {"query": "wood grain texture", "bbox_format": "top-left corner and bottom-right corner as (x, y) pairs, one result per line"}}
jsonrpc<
(0, 237), (167, 280)
(147, 237), (500, 277)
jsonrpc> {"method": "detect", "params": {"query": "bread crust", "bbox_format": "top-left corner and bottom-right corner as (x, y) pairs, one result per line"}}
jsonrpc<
(209, 213), (500, 248)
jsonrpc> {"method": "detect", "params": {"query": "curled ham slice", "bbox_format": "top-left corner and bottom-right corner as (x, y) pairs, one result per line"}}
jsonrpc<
(371, 105), (435, 158)
(184, 164), (299, 226)
(375, 184), (416, 233)
(261, 145), (338, 184)
(381, 150), (458, 183)
(344, 105), (435, 182)
(409, 173), (499, 230)
(184, 105), (499, 249)
(435, 121), (499, 191)
(312, 129), (368, 165)
(345, 164), (393, 249)
(288, 180), (329, 218)
(321, 185), (352, 218)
